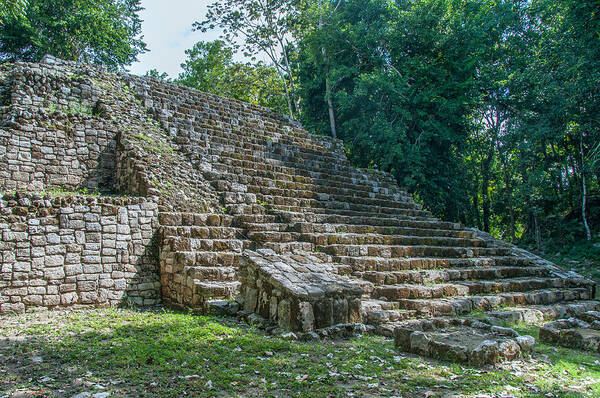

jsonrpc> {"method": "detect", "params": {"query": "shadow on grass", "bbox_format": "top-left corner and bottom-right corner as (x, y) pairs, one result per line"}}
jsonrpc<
(1, 309), (599, 397)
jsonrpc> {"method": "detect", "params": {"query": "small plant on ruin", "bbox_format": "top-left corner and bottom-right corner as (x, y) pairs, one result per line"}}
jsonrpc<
(135, 133), (174, 153)
(45, 101), (93, 116)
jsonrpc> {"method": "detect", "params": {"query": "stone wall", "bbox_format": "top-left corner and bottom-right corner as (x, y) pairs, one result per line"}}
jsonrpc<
(0, 62), (117, 193)
(0, 193), (160, 313)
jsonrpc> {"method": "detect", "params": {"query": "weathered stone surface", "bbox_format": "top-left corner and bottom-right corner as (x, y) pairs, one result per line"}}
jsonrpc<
(539, 313), (600, 352)
(238, 249), (364, 332)
(394, 318), (535, 366)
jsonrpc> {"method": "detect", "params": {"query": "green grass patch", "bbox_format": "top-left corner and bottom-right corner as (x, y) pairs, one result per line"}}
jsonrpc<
(1, 309), (599, 397)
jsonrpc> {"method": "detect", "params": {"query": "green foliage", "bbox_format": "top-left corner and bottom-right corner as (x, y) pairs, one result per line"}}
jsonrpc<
(134, 133), (174, 154)
(144, 69), (169, 81)
(177, 40), (288, 114)
(3, 309), (600, 397)
(0, 0), (28, 24)
(194, 0), (300, 118)
(45, 101), (93, 116)
(290, 0), (599, 255)
(0, 0), (147, 70)
(296, 0), (487, 220)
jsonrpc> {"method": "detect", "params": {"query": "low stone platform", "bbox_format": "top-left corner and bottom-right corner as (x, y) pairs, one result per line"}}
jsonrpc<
(540, 311), (600, 352)
(485, 301), (600, 325)
(238, 249), (364, 332)
(393, 318), (535, 366)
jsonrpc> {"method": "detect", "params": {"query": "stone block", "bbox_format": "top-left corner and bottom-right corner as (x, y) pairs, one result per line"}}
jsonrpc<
(45, 267), (65, 280)
(45, 255), (64, 267)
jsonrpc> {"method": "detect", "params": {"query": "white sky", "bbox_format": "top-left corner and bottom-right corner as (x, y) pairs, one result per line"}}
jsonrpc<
(128, 0), (220, 78)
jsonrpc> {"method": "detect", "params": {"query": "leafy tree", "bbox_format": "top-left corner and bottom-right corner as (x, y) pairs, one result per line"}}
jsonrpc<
(177, 40), (288, 114)
(292, 0), (598, 247)
(0, 0), (28, 24)
(295, 0), (491, 219)
(0, 0), (147, 70)
(194, 0), (299, 118)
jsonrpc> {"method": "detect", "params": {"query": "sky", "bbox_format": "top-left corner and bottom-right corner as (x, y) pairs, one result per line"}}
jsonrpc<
(129, 0), (220, 78)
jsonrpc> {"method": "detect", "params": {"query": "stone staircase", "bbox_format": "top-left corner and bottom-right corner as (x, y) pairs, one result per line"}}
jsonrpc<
(130, 73), (597, 338)
(0, 58), (596, 365)
(158, 212), (251, 309)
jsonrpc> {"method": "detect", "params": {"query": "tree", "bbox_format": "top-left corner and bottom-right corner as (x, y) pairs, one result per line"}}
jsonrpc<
(0, 0), (28, 24)
(295, 0), (488, 219)
(177, 40), (288, 114)
(294, 0), (345, 138)
(0, 0), (147, 70)
(145, 69), (170, 81)
(194, 0), (299, 119)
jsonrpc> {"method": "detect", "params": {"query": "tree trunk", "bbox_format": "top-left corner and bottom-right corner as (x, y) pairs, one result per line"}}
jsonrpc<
(580, 134), (592, 241)
(472, 177), (482, 230)
(318, 0), (337, 139)
(275, 66), (294, 119)
(481, 151), (493, 233)
(534, 213), (542, 252)
(503, 169), (515, 242)
(325, 77), (337, 139)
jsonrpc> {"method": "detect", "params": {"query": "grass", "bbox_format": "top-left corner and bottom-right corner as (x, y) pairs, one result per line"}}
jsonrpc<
(543, 239), (600, 281)
(520, 236), (600, 282)
(45, 102), (94, 116)
(135, 133), (174, 154)
(1, 308), (600, 397)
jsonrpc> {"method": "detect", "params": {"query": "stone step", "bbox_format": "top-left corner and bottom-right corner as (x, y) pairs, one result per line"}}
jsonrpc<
(198, 131), (340, 161)
(206, 141), (390, 185)
(485, 301), (600, 324)
(262, 241), (317, 254)
(320, 244), (512, 258)
(313, 213), (447, 226)
(356, 266), (552, 285)
(303, 232), (486, 248)
(307, 206), (431, 218)
(241, 222), (292, 232)
(371, 277), (577, 301)
(185, 266), (238, 282)
(268, 205), (432, 220)
(332, 255), (535, 273)
(396, 287), (594, 317)
(207, 171), (404, 199)
(193, 280), (240, 299)
(392, 318), (535, 365)
(209, 147), (370, 179)
(246, 231), (300, 243)
(207, 134), (332, 156)
(295, 223), (477, 239)
(233, 214), (282, 225)
(172, 251), (242, 268)
(213, 180), (411, 211)
(224, 203), (267, 216)
(158, 212), (233, 227)
(156, 109), (329, 152)
(208, 159), (401, 193)
(361, 299), (417, 325)
(167, 237), (251, 252)
(162, 225), (246, 240)
(228, 192), (422, 217)
(247, 185), (418, 210)
(211, 159), (409, 202)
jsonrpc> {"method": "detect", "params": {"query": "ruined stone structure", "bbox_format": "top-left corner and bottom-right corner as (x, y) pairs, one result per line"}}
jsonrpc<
(0, 58), (597, 364)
